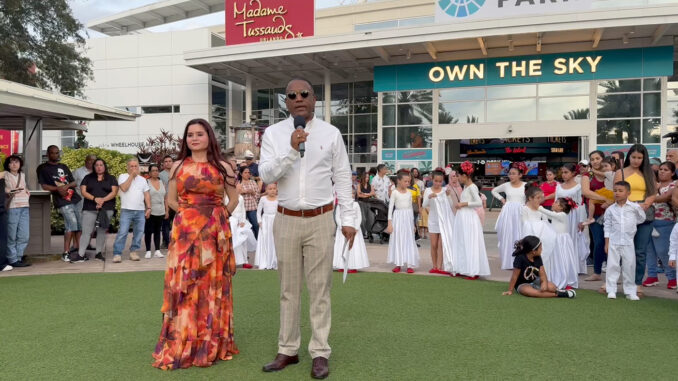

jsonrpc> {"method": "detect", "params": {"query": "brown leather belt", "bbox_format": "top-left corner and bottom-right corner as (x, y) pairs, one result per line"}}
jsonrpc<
(277, 202), (334, 218)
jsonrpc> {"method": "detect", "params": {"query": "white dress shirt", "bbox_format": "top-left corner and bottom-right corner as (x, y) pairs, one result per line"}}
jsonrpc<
(259, 116), (356, 227)
(371, 174), (390, 202)
(603, 201), (646, 246)
(73, 166), (91, 197)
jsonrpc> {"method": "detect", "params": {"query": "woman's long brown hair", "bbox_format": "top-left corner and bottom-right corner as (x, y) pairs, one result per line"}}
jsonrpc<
(173, 118), (235, 186)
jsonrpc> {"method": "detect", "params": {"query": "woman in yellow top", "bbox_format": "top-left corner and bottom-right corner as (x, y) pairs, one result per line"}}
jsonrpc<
(407, 171), (422, 242)
(613, 144), (657, 293)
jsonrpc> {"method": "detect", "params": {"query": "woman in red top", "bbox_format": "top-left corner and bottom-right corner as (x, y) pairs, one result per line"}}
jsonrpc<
(540, 168), (558, 210)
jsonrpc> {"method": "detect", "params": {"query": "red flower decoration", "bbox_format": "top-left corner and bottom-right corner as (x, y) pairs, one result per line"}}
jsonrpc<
(511, 161), (528, 174)
(564, 197), (578, 209)
(460, 161), (475, 176)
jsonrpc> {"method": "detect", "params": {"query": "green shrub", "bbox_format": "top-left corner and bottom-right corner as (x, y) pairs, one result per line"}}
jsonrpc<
(50, 147), (134, 234)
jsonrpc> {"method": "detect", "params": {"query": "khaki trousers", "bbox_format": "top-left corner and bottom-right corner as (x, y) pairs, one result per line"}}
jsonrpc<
(273, 210), (335, 359)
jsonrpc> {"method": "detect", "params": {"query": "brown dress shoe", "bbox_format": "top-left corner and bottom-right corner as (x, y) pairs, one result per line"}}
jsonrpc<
(262, 353), (299, 372)
(311, 357), (329, 379)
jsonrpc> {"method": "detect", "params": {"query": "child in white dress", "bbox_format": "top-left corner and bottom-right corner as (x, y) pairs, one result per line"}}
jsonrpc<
(451, 162), (490, 279)
(556, 163), (590, 274)
(422, 170), (455, 274)
(229, 194), (257, 268)
(492, 163), (527, 270)
(255, 183), (278, 270)
(521, 186), (557, 276)
(538, 198), (579, 289)
(386, 170), (419, 273)
(333, 191), (369, 273)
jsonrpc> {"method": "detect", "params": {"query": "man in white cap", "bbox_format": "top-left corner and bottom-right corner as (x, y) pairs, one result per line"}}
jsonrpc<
(241, 149), (259, 179)
(575, 159), (590, 184)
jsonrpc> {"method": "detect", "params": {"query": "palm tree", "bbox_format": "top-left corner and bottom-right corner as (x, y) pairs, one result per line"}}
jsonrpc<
(563, 108), (590, 120)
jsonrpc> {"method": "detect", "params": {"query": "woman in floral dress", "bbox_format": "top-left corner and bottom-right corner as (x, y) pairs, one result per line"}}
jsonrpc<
(152, 118), (240, 370)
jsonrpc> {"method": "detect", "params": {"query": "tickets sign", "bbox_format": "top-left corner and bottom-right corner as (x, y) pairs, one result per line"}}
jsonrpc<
(225, 0), (315, 45)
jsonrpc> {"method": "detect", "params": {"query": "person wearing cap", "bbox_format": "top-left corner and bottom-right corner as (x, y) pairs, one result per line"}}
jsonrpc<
(241, 149), (259, 179)
(575, 159), (590, 185)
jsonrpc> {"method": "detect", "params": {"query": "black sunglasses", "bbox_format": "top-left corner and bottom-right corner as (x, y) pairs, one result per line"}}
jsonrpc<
(287, 90), (310, 100)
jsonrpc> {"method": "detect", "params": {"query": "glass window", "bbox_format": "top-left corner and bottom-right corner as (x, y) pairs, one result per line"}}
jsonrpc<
(597, 119), (641, 144)
(383, 105), (396, 126)
(351, 134), (377, 153)
(643, 78), (661, 91)
(597, 94), (641, 118)
(398, 103), (433, 125)
(487, 84), (536, 99)
(439, 87), (485, 101)
(668, 100), (678, 124)
(383, 92), (396, 104)
(141, 105), (173, 114)
(353, 81), (376, 104)
(643, 93), (661, 117)
(173, 105), (180, 113)
(398, 16), (434, 27)
(439, 102), (484, 123)
(539, 96), (589, 120)
(397, 126), (432, 148)
(538, 82), (589, 96)
(331, 83), (349, 105)
(397, 90), (432, 102)
(331, 116), (348, 134)
(354, 114), (376, 133)
(486, 99), (536, 122)
(597, 79), (641, 93)
(352, 104), (376, 114)
(383, 127), (396, 148)
(643, 118), (661, 143)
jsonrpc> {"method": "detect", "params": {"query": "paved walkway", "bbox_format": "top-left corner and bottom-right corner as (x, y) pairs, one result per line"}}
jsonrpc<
(3, 211), (677, 300)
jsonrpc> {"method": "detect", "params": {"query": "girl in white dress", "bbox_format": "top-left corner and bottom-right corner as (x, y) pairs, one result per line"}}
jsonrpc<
(538, 198), (580, 289)
(333, 193), (370, 273)
(422, 170), (455, 274)
(255, 183), (278, 270)
(386, 170), (419, 273)
(556, 163), (590, 274)
(521, 186), (557, 278)
(492, 163), (527, 270)
(451, 162), (491, 279)
(229, 194), (257, 268)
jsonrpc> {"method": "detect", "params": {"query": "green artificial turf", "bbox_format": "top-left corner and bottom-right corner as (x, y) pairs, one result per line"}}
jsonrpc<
(0, 271), (676, 380)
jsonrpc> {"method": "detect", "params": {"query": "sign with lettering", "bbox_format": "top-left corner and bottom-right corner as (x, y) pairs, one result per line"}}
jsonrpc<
(225, 0), (314, 45)
(374, 47), (673, 92)
(0, 129), (17, 157)
(436, 0), (593, 23)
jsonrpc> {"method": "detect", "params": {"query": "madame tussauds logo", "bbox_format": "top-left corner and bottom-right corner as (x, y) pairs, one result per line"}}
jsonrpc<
(438, 0), (486, 18)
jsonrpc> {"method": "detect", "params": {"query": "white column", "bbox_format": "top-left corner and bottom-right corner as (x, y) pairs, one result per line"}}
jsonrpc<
(23, 117), (43, 190)
(245, 74), (253, 122)
(324, 70), (331, 123)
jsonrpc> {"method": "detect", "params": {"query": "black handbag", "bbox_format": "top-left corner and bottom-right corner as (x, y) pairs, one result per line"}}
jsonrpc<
(96, 209), (111, 230)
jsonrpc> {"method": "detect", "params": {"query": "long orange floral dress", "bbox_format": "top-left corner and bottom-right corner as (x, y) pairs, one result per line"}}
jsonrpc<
(152, 157), (239, 370)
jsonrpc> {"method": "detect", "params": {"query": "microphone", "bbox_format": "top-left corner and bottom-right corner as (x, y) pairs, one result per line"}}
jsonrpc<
(294, 115), (307, 158)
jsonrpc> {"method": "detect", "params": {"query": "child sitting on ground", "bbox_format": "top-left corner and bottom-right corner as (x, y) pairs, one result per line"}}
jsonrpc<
(503, 235), (576, 298)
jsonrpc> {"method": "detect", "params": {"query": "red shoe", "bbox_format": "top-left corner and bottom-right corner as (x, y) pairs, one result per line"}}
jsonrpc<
(464, 275), (479, 280)
(406, 268), (414, 274)
(440, 270), (451, 275)
(667, 279), (677, 289)
(642, 277), (659, 287)
(242, 263), (253, 269)
(392, 266), (401, 273)
(429, 268), (437, 274)
(348, 269), (358, 274)
(565, 285), (574, 290)
(336, 269), (344, 272)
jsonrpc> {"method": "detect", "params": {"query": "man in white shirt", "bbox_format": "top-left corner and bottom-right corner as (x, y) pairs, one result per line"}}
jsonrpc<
(112, 159), (151, 263)
(370, 164), (390, 203)
(604, 181), (646, 300)
(259, 78), (356, 380)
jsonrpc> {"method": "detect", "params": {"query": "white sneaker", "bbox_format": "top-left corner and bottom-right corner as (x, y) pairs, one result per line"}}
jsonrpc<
(145, 251), (152, 259)
(153, 250), (165, 258)
(626, 294), (640, 301)
(607, 292), (616, 299)
(2, 265), (13, 272)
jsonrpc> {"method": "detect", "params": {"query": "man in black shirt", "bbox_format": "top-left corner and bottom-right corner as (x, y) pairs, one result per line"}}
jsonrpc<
(38, 145), (82, 262)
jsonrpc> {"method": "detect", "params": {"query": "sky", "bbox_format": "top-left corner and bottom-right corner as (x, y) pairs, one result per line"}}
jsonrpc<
(69, 0), (356, 37)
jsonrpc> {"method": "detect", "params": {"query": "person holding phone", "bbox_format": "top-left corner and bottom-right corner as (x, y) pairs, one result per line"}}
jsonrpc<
(4, 155), (31, 267)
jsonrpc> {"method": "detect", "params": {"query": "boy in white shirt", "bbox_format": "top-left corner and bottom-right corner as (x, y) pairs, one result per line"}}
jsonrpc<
(604, 181), (646, 300)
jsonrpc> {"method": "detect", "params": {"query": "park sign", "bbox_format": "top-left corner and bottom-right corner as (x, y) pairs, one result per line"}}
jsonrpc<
(225, 0), (315, 45)
(435, 0), (593, 23)
(374, 46), (673, 92)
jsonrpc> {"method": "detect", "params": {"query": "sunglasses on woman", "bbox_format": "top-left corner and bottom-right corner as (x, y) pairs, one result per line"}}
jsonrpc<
(287, 90), (310, 100)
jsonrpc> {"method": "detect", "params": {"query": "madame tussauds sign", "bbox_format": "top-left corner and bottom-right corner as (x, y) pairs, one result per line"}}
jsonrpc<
(435, 0), (593, 23)
(225, 0), (315, 45)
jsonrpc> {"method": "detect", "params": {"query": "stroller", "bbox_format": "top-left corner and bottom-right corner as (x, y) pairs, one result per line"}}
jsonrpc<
(360, 198), (389, 244)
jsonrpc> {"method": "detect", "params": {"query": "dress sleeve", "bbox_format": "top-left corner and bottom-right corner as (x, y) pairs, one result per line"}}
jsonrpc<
(491, 182), (506, 201)
(388, 192), (396, 220)
(422, 188), (431, 209)
(538, 206), (565, 223)
(603, 207), (612, 238)
(466, 185), (482, 208)
(257, 198), (264, 223)
(353, 202), (362, 227)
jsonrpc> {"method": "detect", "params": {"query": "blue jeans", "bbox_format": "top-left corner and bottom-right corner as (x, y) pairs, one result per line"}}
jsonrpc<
(246, 210), (259, 239)
(645, 219), (676, 281)
(113, 209), (146, 255)
(634, 221), (653, 285)
(59, 203), (82, 232)
(6, 207), (29, 263)
(590, 221), (606, 275)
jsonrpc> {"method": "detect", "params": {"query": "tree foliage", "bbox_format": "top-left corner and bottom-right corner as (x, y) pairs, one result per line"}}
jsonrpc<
(138, 129), (182, 164)
(0, 0), (92, 97)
